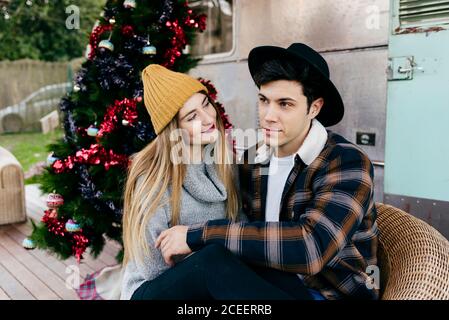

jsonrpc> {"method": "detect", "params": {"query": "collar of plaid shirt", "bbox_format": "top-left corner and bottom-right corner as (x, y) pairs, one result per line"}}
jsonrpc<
(254, 119), (328, 165)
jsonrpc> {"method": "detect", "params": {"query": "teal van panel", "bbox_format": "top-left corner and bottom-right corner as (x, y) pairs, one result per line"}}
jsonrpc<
(385, 2), (449, 202)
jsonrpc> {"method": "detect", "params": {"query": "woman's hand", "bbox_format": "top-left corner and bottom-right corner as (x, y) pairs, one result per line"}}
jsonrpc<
(155, 225), (192, 267)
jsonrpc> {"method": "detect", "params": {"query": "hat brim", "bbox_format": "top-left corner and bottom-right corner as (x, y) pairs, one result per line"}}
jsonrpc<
(248, 46), (344, 127)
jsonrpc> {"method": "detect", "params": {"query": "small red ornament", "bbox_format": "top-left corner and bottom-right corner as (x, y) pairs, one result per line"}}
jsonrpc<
(72, 233), (89, 263)
(121, 25), (134, 37)
(97, 97), (139, 138)
(42, 209), (66, 237)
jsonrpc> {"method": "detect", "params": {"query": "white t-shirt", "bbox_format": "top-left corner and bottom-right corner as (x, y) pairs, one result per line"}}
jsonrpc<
(265, 153), (295, 222)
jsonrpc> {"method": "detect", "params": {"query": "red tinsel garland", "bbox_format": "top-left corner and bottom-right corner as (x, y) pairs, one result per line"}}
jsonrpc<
(88, 7), (205, 64)
(52, 144), (129, 173)
(199, 78), (233, 130)
(41, 209), (89, 262)
(184, 9), (207, 30)
(88, 24), (135, 60)
(72, 233), (89, 263)
(42, 209), (66, 237)
(87, 7), (206, 65)
(163, 19), (185, 68)
(163, 9), (207, 67)
(97, 97), (141, 138)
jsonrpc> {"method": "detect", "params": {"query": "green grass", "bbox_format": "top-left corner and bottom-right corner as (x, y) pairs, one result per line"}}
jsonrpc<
(0, 129), (64, 184)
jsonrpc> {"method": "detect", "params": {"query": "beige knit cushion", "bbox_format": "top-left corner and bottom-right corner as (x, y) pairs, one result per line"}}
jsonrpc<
(376, 203), (449, 300)
(0, 146), (27, 225)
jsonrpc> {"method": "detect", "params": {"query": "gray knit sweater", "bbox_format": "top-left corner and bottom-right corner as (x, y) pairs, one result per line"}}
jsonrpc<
(120, 160), (241, 300)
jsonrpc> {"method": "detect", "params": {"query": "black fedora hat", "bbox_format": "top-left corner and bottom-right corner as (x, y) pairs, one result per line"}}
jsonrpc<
(248, 43), (344, 127)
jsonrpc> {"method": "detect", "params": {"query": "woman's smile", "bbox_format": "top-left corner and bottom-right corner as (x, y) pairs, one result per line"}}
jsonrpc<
(202, 124), (216, 134)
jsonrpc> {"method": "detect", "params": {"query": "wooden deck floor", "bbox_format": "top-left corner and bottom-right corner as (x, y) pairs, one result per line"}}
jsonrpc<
(0, 184), (121, 300)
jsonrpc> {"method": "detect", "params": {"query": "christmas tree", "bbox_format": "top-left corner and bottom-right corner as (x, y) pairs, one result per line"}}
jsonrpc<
(25, 0), (232, 263)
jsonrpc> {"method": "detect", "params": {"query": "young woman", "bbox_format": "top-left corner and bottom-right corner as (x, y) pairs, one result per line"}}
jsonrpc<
(119, 63), (240, 300)
(120, 64), (313, 300)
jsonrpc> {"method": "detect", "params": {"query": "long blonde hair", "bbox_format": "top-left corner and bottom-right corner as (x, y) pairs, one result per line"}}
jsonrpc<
(122, 96), (239, 266)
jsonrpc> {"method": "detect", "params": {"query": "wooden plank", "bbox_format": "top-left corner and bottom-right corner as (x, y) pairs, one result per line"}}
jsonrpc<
(0, 263), (34, 300)
(5, 225), (89, 283)
(1, 228), (79, 300)
(11, 222), (95, 278)
(0, 286), (11, 300)
(0, 235), (60, 300)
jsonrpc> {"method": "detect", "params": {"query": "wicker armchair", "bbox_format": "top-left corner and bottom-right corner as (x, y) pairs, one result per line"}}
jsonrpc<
(0, 146), (27, 225)
(376, 203), (449, 300)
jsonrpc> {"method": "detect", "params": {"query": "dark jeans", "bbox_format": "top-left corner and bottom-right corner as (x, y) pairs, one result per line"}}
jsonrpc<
(131, 244), (313, 300)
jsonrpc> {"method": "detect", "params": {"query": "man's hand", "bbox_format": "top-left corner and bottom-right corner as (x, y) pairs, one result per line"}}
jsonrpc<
(155, 225), (192, 267)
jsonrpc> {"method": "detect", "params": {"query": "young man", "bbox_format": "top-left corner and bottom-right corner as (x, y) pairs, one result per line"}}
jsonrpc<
(153, 43), (379, 300)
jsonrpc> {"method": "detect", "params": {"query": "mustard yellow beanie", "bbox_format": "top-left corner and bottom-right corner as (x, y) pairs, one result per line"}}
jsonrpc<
(141, 64), (208, 134)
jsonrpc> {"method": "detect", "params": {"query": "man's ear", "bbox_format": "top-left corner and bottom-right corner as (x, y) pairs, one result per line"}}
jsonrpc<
(309, 97), (324, 119)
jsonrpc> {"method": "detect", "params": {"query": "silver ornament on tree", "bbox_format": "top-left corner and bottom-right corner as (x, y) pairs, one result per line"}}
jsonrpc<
(142, 44), (157, 56)
(65, 219), (81, 233)
(142, 34), (156, 56)
(87, 118), (99, 137)
(22, 237), (36, 250)
(122, 119), (129, 126)
(123, 0), (136, 9)
(87, 124), (99, 137)
(99, 30), (114, 52)
(99, 39), (114, 52)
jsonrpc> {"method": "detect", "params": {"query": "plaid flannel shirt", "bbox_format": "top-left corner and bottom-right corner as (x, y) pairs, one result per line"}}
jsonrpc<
(187, 130), (379, 300)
